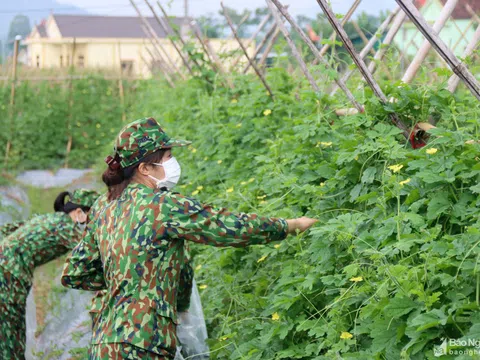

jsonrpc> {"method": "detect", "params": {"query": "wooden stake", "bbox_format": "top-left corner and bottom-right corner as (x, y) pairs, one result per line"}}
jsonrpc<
(257, 27), (281, 69)
(331, 7), (399, 95)
(315, 0), (409, 137)
(447, 24), (480, 93)
(395, 0), (480, 101)
(230, 13), (271, 70)
(144, 44), (176, 87)
(156, 1), (203, 70)
(64, 37), (76, 169)
(401, 0), (459, 84)
(221, 2), (274, 98)
(117, 42), (127, 122)
(270, 0), (363, 111)
(266, 0), (320, 92)
(143, 0), (194, 75)
(312, 0), (362, 65)
(218, 12), (251, 54)
(243, 22), (278, 73)
(130, 0), (180, 77)
(140, 23), (176, 77)
(4, 36), (20, 167)
(367, 10), (407, 74)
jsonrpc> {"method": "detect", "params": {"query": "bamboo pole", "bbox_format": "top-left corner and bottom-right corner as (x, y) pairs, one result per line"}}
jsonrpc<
(143, 0), (194, 75)
(230, 14), (271, 70)
(144, 44), (176, 87)
(266, 0), (320, 92)
(401, 0), (459, 84)
(243, 22), (278, 73)
(221, 2), (274, 98)
(218, 12), (251, 54)
(129, 0), (180, 77)
(4, 36), (20, 167)
(117, 42), (127, 122)
(64, 37), (76, 168)
(351, 20), (394, 80)
(367, 10), (407, 74)
(270, 0), (363, 112)
(140, 23), (177, 80)
(331, 7), (399, 95)
(395, 0), (480, 101)
(156, 1), (202, 71)
(312, 0), (362, 65)
(447, 24), (480, 93)
(190, 20), (235, 89)
(450, 16), (474, 53)
(315, 0), (409, 137)
(257, 27), (281, 69)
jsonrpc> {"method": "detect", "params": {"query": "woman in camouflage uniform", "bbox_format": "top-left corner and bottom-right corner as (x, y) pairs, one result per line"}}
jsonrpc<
(0, 189), (99, 360)
(61, 117), (316, 360)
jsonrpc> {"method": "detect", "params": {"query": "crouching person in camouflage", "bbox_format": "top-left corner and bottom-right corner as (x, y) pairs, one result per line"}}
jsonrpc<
(0, 189), (99, 360)
(61, 117), (317, 360)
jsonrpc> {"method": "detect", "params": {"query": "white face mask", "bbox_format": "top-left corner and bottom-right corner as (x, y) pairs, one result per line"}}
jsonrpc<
(75, 210), (87, 232)
(148, 156), (182, 190)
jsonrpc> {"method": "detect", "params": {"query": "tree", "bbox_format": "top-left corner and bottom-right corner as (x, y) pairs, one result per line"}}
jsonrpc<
(7, 15), (31, 54)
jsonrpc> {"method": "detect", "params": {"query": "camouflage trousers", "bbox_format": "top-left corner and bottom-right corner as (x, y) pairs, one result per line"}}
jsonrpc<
(0, 266), (28, 360)
(89, 342), (171, 359)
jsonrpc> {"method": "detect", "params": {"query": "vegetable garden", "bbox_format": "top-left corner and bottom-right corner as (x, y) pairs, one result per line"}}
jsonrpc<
(1, 1), (480, 359)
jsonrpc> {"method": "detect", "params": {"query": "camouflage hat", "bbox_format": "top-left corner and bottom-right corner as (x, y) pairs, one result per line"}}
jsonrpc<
(69, 189), (100, 208)
(113, 117), (191, 168)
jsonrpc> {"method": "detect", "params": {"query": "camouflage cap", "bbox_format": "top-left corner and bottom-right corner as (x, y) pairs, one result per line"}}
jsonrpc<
(114, 117), (191, 168)
(69, 189), (100, 208)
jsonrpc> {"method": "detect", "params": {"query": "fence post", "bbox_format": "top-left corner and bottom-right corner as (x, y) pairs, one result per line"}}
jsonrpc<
(64, 37), (76, 168)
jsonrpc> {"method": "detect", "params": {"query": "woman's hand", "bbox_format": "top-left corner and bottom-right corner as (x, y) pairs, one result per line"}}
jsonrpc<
(286, 217), (318, 234)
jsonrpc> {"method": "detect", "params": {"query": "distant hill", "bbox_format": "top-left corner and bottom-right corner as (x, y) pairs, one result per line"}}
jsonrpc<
(0, 0), (88, 39)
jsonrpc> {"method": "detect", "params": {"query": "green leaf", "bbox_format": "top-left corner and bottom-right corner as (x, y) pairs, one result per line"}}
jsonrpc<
(427, 192), (451, 220)
(384, 296), (418, 318)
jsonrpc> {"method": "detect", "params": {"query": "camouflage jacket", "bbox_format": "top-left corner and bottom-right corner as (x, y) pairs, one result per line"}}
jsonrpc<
(87, 193), (194, 327)
(61, 182), (287, 355)
(0, 221), (25, 241)
(1, 213), (82, 288)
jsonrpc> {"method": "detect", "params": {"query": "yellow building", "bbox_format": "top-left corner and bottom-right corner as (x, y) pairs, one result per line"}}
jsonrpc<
(25, 14), (253, 78)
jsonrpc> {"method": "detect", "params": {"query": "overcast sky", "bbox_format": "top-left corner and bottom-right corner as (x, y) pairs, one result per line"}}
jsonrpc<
(54, 0), (397, 18)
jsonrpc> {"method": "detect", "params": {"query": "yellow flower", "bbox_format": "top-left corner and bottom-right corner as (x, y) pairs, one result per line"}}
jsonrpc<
(259, 200), (267, 204)
(199, 284), (208, 289)
(240, 181), (247, 185)
(388, 164), (403, 173)
(399, 178), (411, 186)
(192, 190), (199, 196)
(274, 244), (281, 249)
(263, 109), (272, 116)
(350, 276), (363, 282)
(195, 264), (202, 271)
(257, 195), (267, 199)
(226, 187), (234, 193)
(426, 148), (438, 155)
(340, 331), (353, 339)
(231, 99), (238, 103)
(197, 186), (204, 191)
(354, 155), (359, 161)
(96, 123), (101, 129)
(220, 336), (229, 341)
(248, 177), (255, 183)
(204, 156), (209, 161)
(320, 142), (333, 147)
(271, 312), (280, 321)
(320, 182), (325, 187)
(257, 255), (267, 263)
(217, 160), (223, 164)
(236, 123), (242, 128)
(192, 148), (197, 153)
(180, 184), (187, 189)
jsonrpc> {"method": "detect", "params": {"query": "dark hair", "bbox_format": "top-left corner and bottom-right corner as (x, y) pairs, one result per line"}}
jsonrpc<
(53, 191), (91, 214)
(102, 149), (167, 201)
